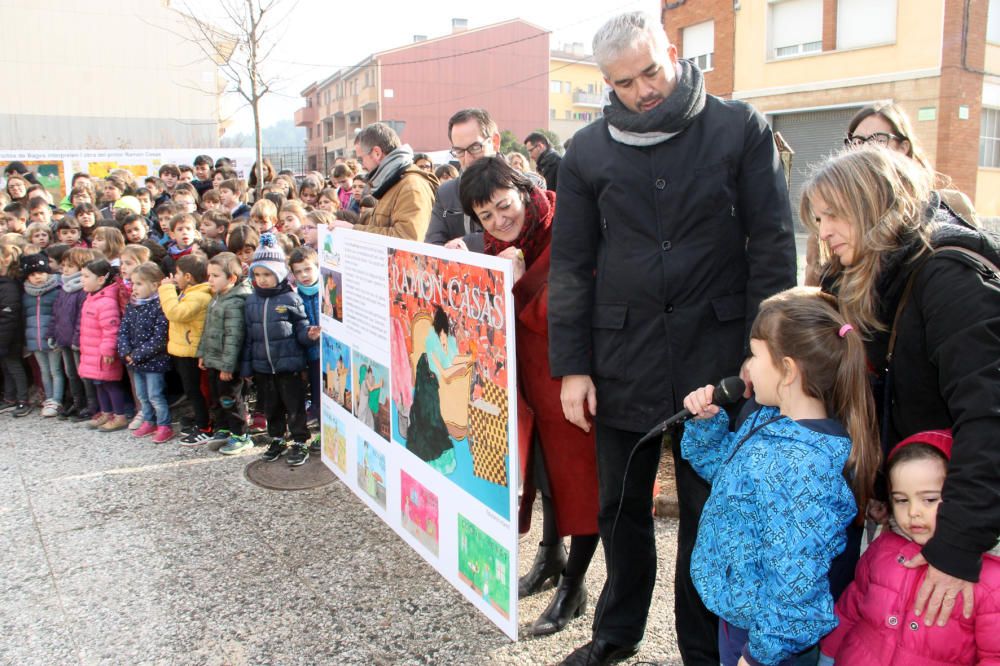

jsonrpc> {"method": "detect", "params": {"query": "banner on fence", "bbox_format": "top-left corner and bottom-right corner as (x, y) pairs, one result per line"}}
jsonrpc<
(0, 148), (257, 199)
(319, 226), (519, 638)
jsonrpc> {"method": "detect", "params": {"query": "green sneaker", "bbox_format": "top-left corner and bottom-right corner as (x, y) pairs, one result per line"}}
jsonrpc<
(219, 434), (253, 456)
(309, 434), (321, 453)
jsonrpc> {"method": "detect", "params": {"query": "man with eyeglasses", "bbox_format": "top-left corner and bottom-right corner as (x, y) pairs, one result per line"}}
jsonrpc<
(424, 108), (545, 252)
(524, 131), (561, 191)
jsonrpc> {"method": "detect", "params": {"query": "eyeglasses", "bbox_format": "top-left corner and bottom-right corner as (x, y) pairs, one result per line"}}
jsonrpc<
(843, 132), (904, 148)
(449, 141), (489, 159)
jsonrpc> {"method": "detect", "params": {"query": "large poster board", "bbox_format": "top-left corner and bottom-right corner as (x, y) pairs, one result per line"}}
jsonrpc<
(0, 148), (256, 199)
(319, 226), (519, 638)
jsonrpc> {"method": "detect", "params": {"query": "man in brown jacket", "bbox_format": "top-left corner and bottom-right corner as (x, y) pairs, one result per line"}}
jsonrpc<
(350, 122), (438, 240)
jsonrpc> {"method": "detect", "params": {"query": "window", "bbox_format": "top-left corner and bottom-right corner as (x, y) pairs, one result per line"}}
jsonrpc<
(565, 110), (571, 120)
(837, 0), (896, 50)
(550, 80), (562, 94)
(990, 0), (1000, 44)
(563, 81), (571, 94)
(683, 20), (714, 72)
(980, 107), (1000, 168)
(769, 0), (823, 59)
(550, 108), (556, 119)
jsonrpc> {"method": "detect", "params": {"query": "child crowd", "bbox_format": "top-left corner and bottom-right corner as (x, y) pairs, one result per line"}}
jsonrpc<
(0, 157), (333, 466)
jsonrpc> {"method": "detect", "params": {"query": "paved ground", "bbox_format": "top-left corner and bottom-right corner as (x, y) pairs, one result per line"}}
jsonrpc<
(1, 413), (683, 665)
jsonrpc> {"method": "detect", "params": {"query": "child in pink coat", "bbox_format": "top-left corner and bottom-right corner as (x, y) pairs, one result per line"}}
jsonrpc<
(820, 430), (1000, 665)
(78, 257), (128, 432)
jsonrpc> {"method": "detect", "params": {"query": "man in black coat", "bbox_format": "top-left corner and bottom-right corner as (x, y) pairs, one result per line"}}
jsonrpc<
(524, 131), (561, 191)
(549, 12), (796, 666)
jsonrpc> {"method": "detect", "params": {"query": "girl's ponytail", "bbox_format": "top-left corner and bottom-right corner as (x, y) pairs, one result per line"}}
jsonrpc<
(832, 325), (881, 518)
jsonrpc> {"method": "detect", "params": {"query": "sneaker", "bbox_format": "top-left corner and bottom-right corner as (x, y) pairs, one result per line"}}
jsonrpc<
(128, 413), (144, 430)
(13, 402), (32, 418)
(99, 415), (129, 432)
(132, 422), (157, 438)
(72, 408), (94, 423)
(41, 399), (60, 417)
(309, 434), (321, 453)
(152, 426), (175, 444)
(249, 413), (268, 434)
(286, 443), (309, 466)
(260, 439), (287, 462)
(205, 428), (231, 444)
(219, 434), (253, 456)
(0, 400), (16, 414)
(86, 413), (109, 429)
(59, 405), (76, 420)
(180, 428), (213, 447)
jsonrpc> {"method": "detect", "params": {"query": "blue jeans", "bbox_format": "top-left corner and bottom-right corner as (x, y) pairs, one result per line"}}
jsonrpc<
(33, 349), (64, 403)
(133, 371), (170, 426)
(718, 620), (819, 666)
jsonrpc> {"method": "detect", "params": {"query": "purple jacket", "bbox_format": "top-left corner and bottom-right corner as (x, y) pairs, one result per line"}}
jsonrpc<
(48, 272), (87, 349)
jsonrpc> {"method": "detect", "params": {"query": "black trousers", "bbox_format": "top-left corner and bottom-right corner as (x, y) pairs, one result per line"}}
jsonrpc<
(207, 368), (247, 435)
(256, 371), (309, 443)
(173, 356), (209, 429)
(591, 422), (718, 665)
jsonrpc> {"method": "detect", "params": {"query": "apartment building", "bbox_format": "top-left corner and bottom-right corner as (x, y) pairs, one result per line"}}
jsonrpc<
(664, 0), (998, 220)
(548, 45), (606, 141)
(294, 19), (549, 171)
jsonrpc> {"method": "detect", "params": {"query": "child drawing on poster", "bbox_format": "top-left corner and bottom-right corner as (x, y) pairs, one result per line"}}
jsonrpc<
(352, 352), (390, 440)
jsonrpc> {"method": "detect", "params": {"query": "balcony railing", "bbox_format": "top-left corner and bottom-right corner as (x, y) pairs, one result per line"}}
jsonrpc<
(294, 106), (317, 127)
(572, 91), (603, 108)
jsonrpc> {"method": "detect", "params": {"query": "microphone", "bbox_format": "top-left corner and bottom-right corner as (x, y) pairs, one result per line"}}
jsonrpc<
(635, 376), (746, 446)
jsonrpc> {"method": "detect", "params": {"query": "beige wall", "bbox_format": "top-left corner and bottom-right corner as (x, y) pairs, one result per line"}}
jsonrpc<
(976, 169), (1000, 218)
(0, 0), (224, 146)
(734, 0), (944, 93)
(987, 45), (1000, 76)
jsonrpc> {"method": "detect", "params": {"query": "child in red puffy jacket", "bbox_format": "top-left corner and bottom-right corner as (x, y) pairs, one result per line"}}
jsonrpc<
(820, 430), (1000, 666)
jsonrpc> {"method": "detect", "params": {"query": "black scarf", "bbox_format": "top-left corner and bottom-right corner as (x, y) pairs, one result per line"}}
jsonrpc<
(603, 59), (706, 142)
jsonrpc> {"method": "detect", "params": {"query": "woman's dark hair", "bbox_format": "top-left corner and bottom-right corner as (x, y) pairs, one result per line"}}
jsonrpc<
(432, 305), (450, 336)
(247, 158), (275, 190)
(459, 156), (533, 220)
(84, 257), (118, 284)
(887, 443), (948, 480)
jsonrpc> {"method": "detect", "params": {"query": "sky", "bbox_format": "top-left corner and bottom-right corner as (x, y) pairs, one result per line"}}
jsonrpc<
(194, 0), (661, 134)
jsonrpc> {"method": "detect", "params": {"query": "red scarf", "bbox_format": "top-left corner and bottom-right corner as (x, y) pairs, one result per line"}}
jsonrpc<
(483, 187), (555, 268)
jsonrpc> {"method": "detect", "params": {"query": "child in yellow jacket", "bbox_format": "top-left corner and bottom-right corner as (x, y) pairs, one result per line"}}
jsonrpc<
(158, 253), (213, 445)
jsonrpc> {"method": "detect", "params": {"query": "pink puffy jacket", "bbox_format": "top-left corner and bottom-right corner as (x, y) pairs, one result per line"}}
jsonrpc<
(821, 531), (1000, 665)
(78, 282), (123, 381)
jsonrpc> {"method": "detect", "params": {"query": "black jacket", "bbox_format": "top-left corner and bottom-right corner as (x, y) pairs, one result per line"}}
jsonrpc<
(242, 281), (311, 376)
(423, 178), (485, 251)
(0, 276), (23, 356)
(548, 95), (797, 431)
(535, 148), (561, 191)
(849, 220), (1000, 582)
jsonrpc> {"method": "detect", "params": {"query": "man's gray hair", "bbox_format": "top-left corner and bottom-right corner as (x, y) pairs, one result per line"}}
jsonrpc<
(356, 122), (401, 155)
(592, 11), (670, 74)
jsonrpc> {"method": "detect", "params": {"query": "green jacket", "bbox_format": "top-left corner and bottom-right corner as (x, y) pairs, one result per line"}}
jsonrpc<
(197, 279), (251, 372)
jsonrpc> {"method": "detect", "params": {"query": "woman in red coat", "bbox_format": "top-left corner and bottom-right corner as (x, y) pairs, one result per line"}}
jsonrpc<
(459, 156), (600, 636)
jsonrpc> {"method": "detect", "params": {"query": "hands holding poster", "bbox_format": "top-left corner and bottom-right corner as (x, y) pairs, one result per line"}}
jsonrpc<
(318, 225), (518, 638)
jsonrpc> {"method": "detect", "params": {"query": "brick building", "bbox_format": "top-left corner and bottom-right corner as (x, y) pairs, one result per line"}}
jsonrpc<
(662, 0), (999, 221)
(294, 19), (549, 172)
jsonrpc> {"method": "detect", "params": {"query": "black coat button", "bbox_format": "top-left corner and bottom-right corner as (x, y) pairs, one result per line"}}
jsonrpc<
(662, 241), (672, 251)
(655, 178), (666, 190)
(664, 304), (674, 313)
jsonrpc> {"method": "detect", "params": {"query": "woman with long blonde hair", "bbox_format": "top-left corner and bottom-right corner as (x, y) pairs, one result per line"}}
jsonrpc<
(802, 146), (1000, 630)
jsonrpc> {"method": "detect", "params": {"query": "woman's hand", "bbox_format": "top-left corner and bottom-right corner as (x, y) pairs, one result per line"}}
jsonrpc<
(220, 371), (233, 382)
(444, 238), (468, 251)
(683, 384), (719, 420)
(307, 326), (321, 341)
(497, 247), (526, 282)
(904, 555), (975, 626)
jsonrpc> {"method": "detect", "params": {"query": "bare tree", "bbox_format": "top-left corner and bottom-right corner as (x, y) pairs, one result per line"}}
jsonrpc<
(180, 0), (295, 200)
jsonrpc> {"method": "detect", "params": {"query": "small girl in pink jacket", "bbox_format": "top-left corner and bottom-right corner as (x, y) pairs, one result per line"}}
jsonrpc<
(78, 258), (127, 432)
(820, 430), (1000, 665)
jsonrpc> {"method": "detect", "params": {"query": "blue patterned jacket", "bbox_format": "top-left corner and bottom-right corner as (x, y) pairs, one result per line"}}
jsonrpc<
(682, 406), (856, 666)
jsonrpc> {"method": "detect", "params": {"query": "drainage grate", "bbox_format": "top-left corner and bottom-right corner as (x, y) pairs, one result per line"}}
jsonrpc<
(244, 455), (336, 491)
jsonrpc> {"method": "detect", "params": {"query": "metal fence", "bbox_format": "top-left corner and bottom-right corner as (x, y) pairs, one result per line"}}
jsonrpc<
(262, 146), (308, 175)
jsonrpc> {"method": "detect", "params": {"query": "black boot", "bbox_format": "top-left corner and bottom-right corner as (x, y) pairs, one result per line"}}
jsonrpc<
(527, 574), (587, 636)
(518, 542), (567, 598)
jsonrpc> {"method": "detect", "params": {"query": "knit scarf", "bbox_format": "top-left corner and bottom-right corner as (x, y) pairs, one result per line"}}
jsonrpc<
(24, 273), (60, 296)
(168, 243), (194, 258)
(603, 59), (706, 147)
(483, 188), (556, 268)
(132, 293), (159, 306)
(368, 144), (414, 199)
(297, 280), (319, 296)
(62, 271), (84, 293)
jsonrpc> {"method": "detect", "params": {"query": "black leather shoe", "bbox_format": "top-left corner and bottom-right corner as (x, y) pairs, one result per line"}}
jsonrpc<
(527, 574), (586, 636)
(558, 639), (640, 666)
(518, 542), (567, 598)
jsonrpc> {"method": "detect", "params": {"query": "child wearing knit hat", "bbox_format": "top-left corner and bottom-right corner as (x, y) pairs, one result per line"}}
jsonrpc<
(243, 233), (314, 466)
(21, 252), (62, 416)
(820, 430), (1000, 665)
